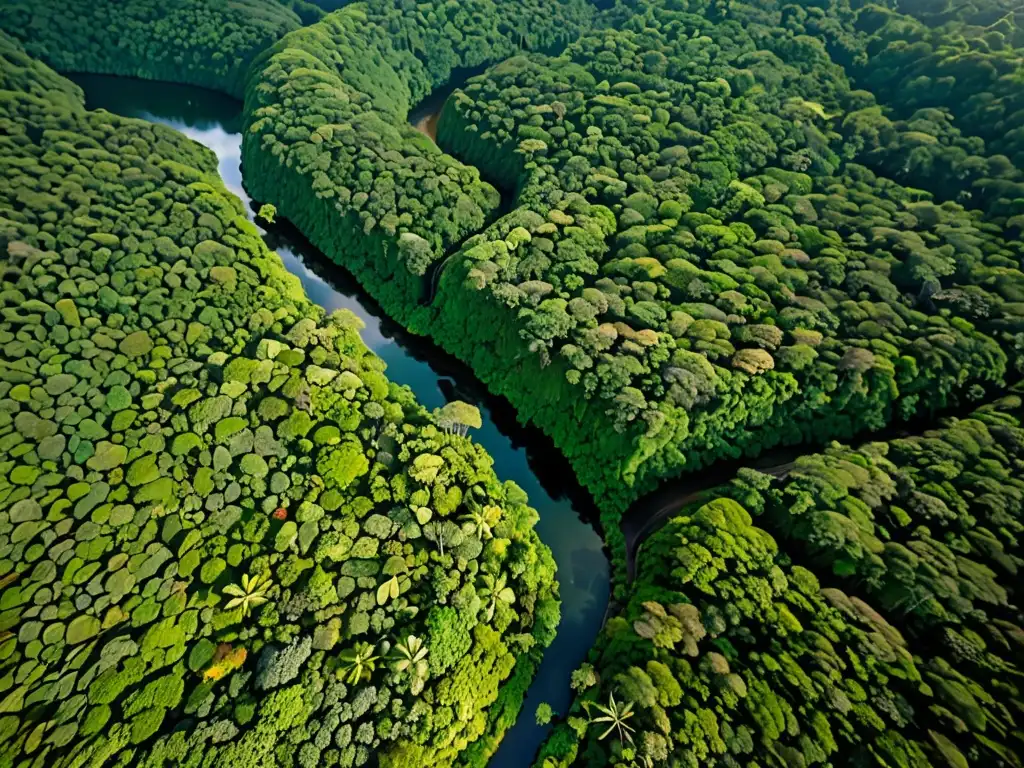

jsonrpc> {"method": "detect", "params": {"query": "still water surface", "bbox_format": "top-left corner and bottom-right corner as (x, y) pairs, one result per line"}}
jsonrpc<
(71, 73), (610, 767)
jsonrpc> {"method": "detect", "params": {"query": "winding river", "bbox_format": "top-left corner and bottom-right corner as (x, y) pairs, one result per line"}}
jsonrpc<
(71, 74), (610, 767)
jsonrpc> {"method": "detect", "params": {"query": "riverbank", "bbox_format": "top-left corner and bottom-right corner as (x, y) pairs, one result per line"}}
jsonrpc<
(72, 72), (610, 768)
(620, 384), (1017, 579)
(622, 457), (798, 579)
(407, 63), (489, 144)
(413, 107), (441, 141)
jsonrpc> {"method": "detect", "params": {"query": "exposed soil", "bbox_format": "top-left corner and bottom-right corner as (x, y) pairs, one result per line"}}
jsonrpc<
(412, 107), (441, 141)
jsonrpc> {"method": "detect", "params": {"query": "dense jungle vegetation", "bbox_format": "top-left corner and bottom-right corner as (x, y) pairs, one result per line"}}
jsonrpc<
(0, 32), (559, 767)
(237, 0), (1024, 573)
(1, 0), (1024, 766)
(538, 389), (1024, 767)
(240, 0), (596, 313)
(0, 0), (307, 98)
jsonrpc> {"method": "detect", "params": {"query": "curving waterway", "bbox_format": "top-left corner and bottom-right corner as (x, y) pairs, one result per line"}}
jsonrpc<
(71, 73), (610, 768)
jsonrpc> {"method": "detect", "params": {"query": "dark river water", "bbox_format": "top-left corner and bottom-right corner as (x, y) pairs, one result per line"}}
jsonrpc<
(70, 73), (610, 767)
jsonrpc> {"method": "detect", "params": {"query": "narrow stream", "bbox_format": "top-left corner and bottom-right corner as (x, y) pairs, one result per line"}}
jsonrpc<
(71, 73), (610, 767)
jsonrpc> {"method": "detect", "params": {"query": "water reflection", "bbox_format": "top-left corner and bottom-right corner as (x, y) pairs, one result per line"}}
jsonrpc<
(72, 72), (610, 768)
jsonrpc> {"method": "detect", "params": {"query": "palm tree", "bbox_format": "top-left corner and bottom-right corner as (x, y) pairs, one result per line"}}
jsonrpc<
(478, 570), (516, 622)
(390, 635), (429, 695)
(338, 642), (379, 685)
(460, 502), (501, 540)
(891, 584), (937, 617)
(586, 693), (636, 745)
(223, 572), (272, 617)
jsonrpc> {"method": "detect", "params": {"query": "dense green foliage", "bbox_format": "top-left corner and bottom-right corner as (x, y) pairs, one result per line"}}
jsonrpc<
(536, 393), (1024, 765)
(739, 387), (1024, 656)
(242, 0), (594, 318)
(276, 0), (326, 26)
(789, 0), (1024, 172)
(241, 0), (1024, 564)
(0, 0), (304, 98)
(5, 0), (1024, 764)
(694, 0), (1024, 217)
(0, 34), (558, 767)
(428, 0), (1024, 527)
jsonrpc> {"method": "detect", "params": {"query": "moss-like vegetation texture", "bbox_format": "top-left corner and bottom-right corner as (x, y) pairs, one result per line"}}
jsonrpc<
(0, 0), (304, 99)
(538, 389), (1024, 767)
(3, 0), (1024, 765)
(0, 33), (558, 768)
(240, 0), (1024, 581)
(240, 0), (594, 320)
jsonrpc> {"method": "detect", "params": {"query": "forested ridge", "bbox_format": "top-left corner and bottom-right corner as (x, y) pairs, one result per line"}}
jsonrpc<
(0, 0), (305, 98)
(238, 0), (1024, 581)
(0, 0), (1023, 766)
(240, 0), (595, 322)
(427, 0), (1024, 530)
(0, 32), (558, 767)
(537, 388), (1024, 767)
